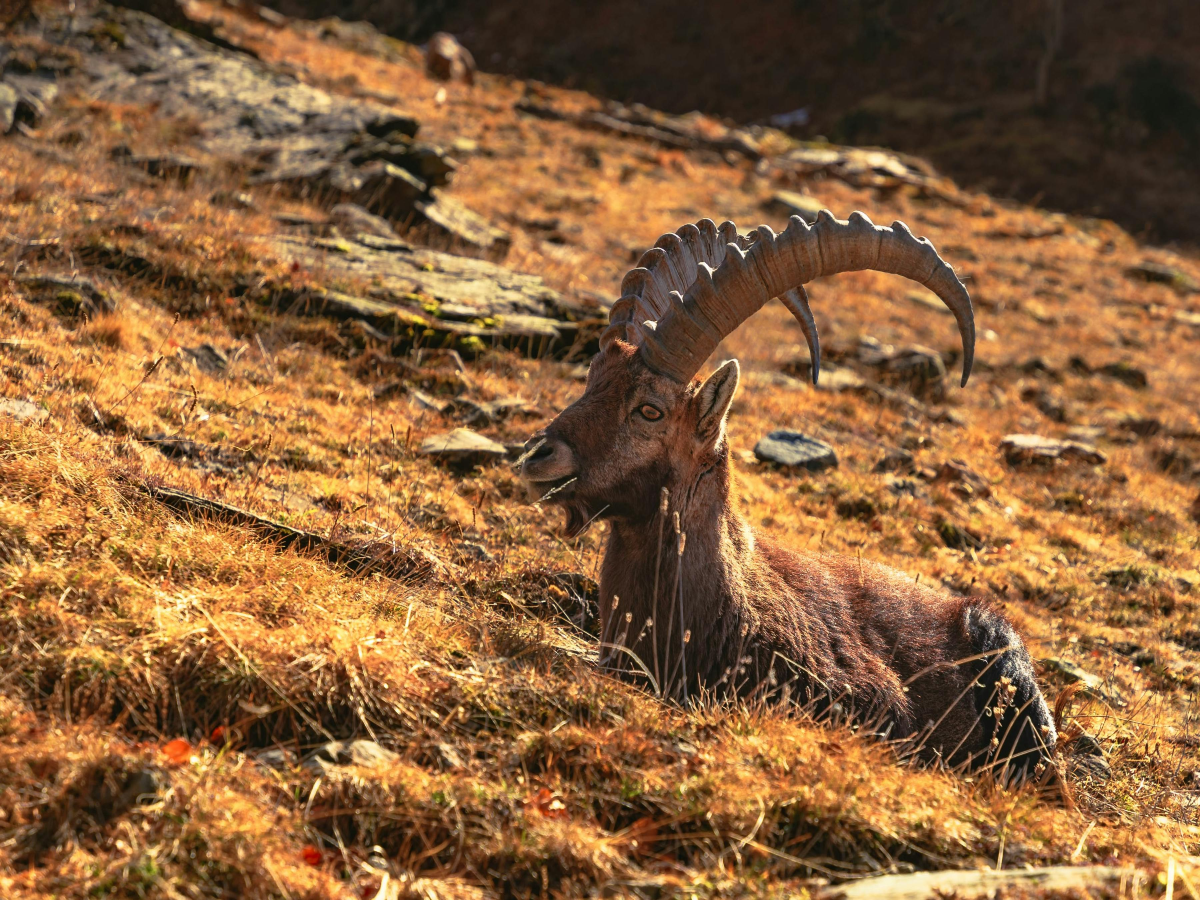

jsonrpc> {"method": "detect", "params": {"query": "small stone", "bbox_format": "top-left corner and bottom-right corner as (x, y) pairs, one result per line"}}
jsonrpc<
(1000, 433), (1106, 466)
(1096, 361), (1147, 389)
(1175, 310), (1200, 328)
(254, 748), (299, 770)
(116, 769), (165, 810)
(437, 742), (466, 769)
(457, 540), (494, 563)
(937, 519), (984, 551)
(345, 161), (427, 220)
(274, 211), (330, 232)
(0, 398), (47, 424)
(418, 428), (507, 466)
(408, 390), (450, 414)
(928, 460), (992, 498)
(873, 449), (915, 474)
(211, 190), (255, 210)
(1067, 732), (1112, 782)
(0, 82), (17, 134)
(1116, 415), (1161, 438)
(1065, 425), (1105, 444)
(765, 191), (823, 224)
(753, 431), (838, 471)
(16, 273), (118, 316)
(857, 336), (946, 399)
(3, 74), (55, 127)
(255, 4), (287, 26)
(426, 32), (476, 84)
(1126, 261), (1198, 293)
(1022, 387), (1072, 423)
(111, 145), (201, 181)
(329, 202), (396, 238)
(1017, 356), (1056, 375)
(814, 365), (867, 392)
(905, 289), (953, 315)
(448, 395), (531, 425)
(1040, 657), (1122, 705)
(181, 343), (229, 374)
(304, 739), (399, 771)
(415, 191), (512, 260)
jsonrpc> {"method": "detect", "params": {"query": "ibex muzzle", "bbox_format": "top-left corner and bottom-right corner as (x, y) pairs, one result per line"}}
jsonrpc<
(521, 211), (1056, 784)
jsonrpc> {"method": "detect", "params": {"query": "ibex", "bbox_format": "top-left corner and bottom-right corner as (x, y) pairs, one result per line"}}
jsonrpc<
(521, 211), (1056, 780)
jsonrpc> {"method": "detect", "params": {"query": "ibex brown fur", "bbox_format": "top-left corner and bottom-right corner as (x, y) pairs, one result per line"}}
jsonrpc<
(521, 214), (1056, 781)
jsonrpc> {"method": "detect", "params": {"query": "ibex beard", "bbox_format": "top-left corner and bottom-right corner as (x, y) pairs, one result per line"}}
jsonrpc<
(522, 212), (1057, 784)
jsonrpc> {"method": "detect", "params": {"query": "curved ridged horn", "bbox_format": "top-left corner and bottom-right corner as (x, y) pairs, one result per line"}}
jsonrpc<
(599, 219), (749, 351)
(608, 210), (974, 388)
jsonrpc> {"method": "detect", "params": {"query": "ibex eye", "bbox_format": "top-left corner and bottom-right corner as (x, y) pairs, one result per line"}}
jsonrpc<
(639, 404), (663, 421)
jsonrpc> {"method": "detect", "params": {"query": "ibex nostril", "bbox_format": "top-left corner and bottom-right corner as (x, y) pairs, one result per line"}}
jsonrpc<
(515, 436), (551, 469)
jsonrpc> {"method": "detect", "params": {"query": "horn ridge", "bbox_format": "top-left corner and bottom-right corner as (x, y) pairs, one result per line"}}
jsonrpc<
(607, 218), (745, 351)
(617, 212), (975, 386)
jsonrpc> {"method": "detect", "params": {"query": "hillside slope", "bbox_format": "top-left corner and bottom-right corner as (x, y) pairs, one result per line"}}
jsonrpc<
(270, 0), (1200, 245)
(1, 1), (1200, 897)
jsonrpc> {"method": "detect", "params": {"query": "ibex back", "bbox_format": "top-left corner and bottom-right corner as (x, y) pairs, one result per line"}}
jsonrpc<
(521, 212), (1056, 782)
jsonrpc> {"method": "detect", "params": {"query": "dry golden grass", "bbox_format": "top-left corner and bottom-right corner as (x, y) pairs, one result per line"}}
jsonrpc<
(1, 3), (1200, 896)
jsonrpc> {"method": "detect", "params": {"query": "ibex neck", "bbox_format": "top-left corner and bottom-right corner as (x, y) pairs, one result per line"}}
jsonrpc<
(598, 461), (753, 695)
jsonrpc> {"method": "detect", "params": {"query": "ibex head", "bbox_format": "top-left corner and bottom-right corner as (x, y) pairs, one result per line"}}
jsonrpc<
(521, 211), (976, 533)
(520, 338), (741, 536)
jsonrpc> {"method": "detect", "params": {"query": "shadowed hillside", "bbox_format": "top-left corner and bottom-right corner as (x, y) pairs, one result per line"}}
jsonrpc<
(268, 0), (1200, 244)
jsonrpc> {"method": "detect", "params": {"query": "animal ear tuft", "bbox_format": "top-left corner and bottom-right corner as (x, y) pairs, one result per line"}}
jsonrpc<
(695, 359), (740, 446)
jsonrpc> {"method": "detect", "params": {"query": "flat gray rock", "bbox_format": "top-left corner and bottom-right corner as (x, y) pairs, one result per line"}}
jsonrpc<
(1175, 310), (1200, 328)
(765, 190), (823, 224)
(1, 73), (57, 126)
(254, 747), (299, 770)
(0, 398), (47, 424)
(0, 82), (16, 134)
(418, 428), (507, 465)
(1001, 433), (1106, 466)
(1126, 261), (1198, 292)
(304, 739), (399, 771)
(180, 343), (229, 374)
(1040, 657), (1122, 706)
(329, 202), (396, 238)
(754, 431), (838, 471)
(263, 233), (602, 358)
(824, 865), (1131, 900)
(274, 234), (571, 319)
(415, 191), (512, 260)
(856, 336), (947, 399)
(782, 144), (934, 189)
(813, 364), (867, 392)
(15, 273), (119, 316)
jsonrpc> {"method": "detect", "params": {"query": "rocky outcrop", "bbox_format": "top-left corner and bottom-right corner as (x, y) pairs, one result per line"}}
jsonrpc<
(260, 232), (605, 359)
(10, 3), (509, 257)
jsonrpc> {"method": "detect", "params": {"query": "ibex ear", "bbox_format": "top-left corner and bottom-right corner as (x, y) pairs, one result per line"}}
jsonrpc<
(694, 359), (740, 448)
